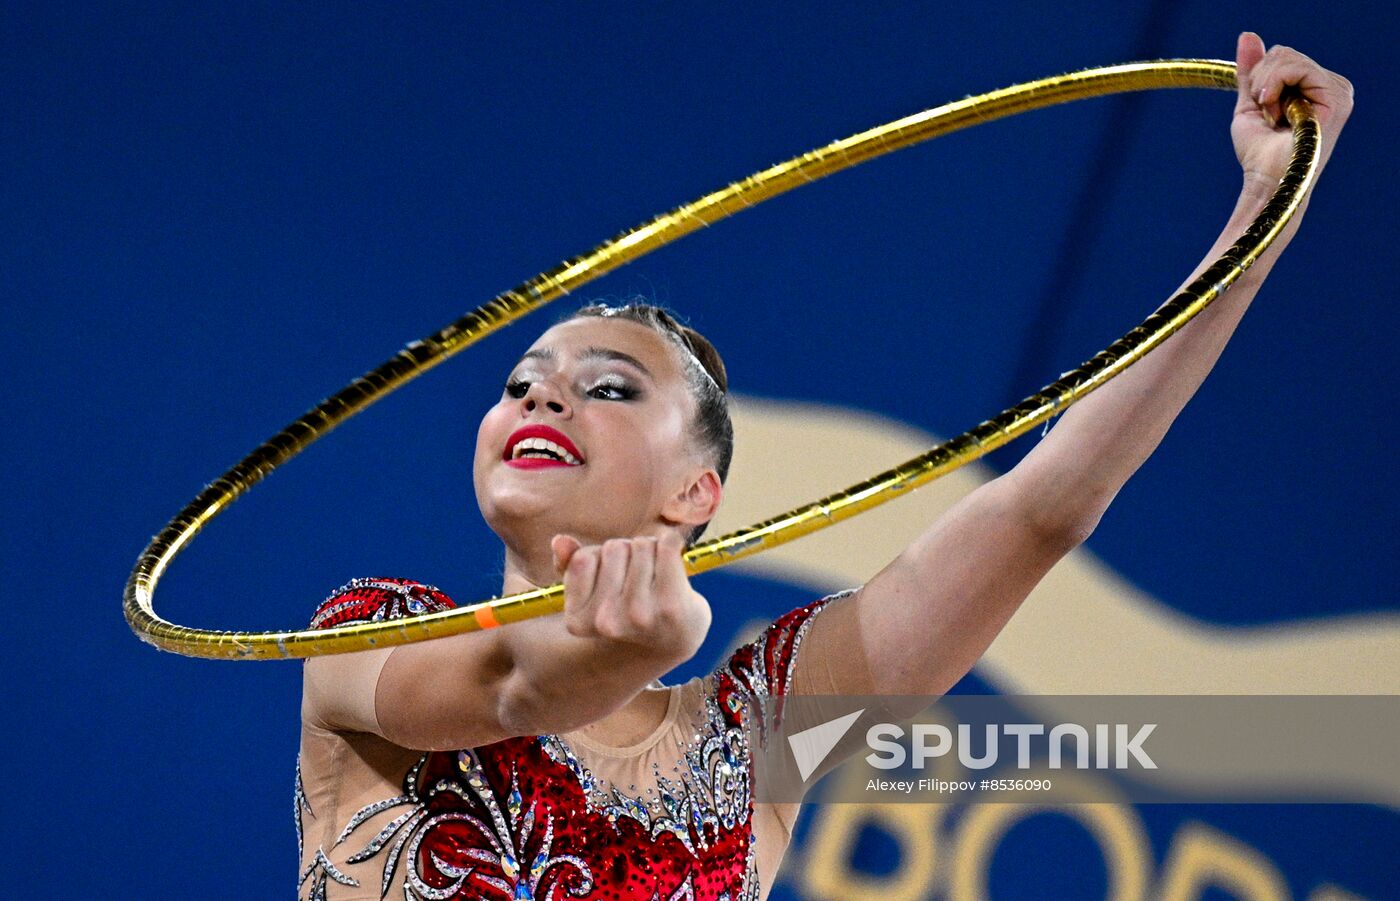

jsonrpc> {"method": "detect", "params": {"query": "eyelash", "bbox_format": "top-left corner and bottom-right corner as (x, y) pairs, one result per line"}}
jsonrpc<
(503, 378), (637, 401)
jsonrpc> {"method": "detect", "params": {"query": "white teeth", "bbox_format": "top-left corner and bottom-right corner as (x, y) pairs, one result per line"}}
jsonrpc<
(511, 436), (582, 465)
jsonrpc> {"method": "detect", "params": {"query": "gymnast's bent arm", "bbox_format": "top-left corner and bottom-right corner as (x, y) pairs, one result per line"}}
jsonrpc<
(794, 34), (1353, 700)
(304, 531), (710, 750)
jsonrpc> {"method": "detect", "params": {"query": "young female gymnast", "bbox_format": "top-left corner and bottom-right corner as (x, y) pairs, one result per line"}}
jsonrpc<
(295, 35), (1351, 900)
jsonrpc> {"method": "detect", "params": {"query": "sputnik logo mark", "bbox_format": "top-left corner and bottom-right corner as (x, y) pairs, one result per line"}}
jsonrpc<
(786, 709), (865, 782)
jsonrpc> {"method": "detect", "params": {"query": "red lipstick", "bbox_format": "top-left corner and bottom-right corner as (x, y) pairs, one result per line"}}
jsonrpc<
(504, 424), (585, 469)
(507, 457), (574, 470)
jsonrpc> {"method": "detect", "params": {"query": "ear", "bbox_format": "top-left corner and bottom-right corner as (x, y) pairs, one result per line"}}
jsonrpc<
(661, 467), (723, 530)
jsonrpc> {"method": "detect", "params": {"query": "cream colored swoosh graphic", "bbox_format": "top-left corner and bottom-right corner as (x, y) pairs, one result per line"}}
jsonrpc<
(710, 394), (1400, 696)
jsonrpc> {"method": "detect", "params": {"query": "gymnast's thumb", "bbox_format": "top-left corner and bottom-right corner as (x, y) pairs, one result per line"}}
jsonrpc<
(1236, 32), (1265, 95)
(552, 534), (582, 574)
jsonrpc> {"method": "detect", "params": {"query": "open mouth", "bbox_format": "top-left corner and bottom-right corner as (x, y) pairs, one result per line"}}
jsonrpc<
(504, 425), (585, 468)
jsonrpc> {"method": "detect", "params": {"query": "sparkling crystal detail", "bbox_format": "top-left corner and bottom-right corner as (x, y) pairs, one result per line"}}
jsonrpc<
(297, 578), (844, 899)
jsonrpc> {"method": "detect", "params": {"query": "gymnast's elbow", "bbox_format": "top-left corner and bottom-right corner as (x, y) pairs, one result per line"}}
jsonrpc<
(372, 637), (519, 751)
(491, 667), (587, 738)
(998, 472), (1108, 555)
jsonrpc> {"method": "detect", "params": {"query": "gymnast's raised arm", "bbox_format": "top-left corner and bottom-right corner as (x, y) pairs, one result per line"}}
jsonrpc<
(794, 33), (1353, 700)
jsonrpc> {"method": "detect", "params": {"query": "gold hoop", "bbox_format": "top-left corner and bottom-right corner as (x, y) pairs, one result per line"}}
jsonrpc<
(125, 59), (1319, 659)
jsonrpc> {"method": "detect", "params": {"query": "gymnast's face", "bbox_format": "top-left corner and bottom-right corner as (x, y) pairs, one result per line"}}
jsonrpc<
(473, 317), (715, 551)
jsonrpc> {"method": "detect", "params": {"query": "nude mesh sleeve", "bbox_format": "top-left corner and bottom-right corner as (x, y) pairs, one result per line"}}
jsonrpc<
(301, 578), (459, 735)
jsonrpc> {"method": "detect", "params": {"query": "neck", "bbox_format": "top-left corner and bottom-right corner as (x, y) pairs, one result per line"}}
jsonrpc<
(500, 543), (559, 597)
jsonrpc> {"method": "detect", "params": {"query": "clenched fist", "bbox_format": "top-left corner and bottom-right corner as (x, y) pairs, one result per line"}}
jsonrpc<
(550, 530), (711, 662)
(1232, 32), (1352, 187)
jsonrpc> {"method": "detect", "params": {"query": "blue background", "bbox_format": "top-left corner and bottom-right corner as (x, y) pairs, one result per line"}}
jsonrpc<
(3, 2), (1395, 897)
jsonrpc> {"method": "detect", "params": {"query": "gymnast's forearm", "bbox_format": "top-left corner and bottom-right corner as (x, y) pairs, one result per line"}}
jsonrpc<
(493, 616), (691, 737)
(372, 615), (689, 750)
(1007, 175), (1305, 533)
(1010, 36), (1353, 534)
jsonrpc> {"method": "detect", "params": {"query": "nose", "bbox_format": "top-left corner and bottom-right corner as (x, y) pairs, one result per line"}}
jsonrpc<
(520, 378), (570, 417)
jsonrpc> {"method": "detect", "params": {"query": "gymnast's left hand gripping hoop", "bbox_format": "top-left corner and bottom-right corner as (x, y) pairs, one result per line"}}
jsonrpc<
(125, 60), (1320, 660)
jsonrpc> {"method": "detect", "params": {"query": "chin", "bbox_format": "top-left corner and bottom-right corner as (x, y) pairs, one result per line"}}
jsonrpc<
(480, 485), (556, 530)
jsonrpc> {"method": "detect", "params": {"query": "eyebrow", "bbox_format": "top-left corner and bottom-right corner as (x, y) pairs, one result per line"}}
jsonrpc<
(517, 346), (654, 379)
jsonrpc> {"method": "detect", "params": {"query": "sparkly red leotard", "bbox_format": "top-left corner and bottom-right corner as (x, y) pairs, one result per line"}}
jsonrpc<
(296, 578), (844, 900)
